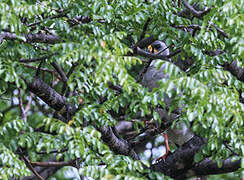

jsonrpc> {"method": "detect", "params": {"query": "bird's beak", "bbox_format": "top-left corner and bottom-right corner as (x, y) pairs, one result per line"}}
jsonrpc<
(148, 45), (158, 54)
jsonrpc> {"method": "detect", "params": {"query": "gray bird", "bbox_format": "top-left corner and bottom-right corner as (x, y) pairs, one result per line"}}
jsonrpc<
(142, 40), (194, 161)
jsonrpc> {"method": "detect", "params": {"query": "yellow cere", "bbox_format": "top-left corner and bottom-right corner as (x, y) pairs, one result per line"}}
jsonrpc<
(148, 45), (158, 53)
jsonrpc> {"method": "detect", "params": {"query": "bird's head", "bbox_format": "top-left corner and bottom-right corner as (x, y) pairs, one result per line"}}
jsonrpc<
(147, 40), (169, 56)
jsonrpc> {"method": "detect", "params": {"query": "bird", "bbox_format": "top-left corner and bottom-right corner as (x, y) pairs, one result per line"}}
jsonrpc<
(141, 40), (194, 162)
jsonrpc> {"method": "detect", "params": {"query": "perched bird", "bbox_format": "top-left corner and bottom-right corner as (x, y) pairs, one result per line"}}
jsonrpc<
(142, 40), (194, 161)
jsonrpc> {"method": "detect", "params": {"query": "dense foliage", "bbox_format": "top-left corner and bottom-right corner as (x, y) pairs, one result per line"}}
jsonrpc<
(0, 0), (243, 179)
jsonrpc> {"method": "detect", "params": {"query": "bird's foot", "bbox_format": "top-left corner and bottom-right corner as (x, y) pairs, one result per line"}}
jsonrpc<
(156, 151), (172, 162)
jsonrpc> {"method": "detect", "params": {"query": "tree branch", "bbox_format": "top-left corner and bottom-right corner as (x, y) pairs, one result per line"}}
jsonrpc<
(151, 135), (241, 179)
(177, 3), (200, 19)
(25, 77), (76, 121)
(24, 65), (242, 179)
(25, 77), (139, 161)
(223, 61), (244, 82)
(99, 126), (139, 160)
(0, 32), (60, 44)
(151, 135), (206, 178)
(182, 0), (212, 18)
(189, 158), (241, 177)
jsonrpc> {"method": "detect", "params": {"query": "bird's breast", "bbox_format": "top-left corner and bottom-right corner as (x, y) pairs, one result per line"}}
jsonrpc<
(167, 122), (194, 146)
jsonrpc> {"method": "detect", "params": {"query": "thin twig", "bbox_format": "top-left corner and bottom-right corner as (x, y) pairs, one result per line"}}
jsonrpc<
(139, 18), (151, 41)
(173, 24), (201, 31)
(66, 62), (78, 78)
(107, 82), (123, 93)
(22, 156), (44, 180)
(224, 142), (239, 156)
(51, 61), (68, 82)
(136, 47), (170, 61)
(157, 43), (175, 55)
(33, 97), (53, 116)
(36, 60), (44, 77)
(27, 13), (67, 27)
(36, 148), (68, 154)
(21, 63), (60, 78)
(130, 128), (159, 146)
(18, 90), (33, 122)
(18, 88), (26, 122)
(205, 49), (224, 56)
(61, 62), (78, 95)
(136, 58), (154, 82)
(19, 54), (55, 63)
(24, 93), (33, 113)
(173, 24), (228, 38)
(127, 128), (149, 141)
(31, 159), (75, 167)
(168, 48), (182, 58)
(210, 23), (228, 38)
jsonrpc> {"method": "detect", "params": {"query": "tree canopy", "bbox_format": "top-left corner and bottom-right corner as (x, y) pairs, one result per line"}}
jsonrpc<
(0, 0), (243, 179)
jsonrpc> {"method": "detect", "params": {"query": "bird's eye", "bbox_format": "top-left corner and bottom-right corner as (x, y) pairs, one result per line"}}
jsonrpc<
(154, 44), (161, 50)
(148, 45), (153, 53)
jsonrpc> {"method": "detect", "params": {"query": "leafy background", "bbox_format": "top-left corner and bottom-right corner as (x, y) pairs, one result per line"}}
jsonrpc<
(0, 0), (243, 179)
